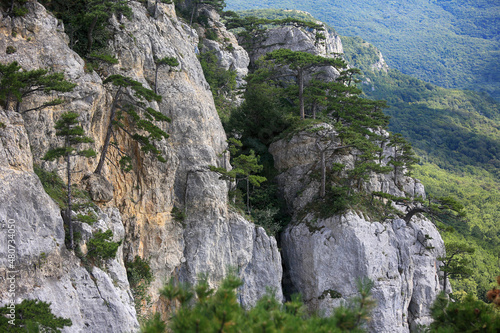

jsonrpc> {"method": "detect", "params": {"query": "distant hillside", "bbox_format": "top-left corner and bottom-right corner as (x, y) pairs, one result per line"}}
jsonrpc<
(226, 0), (500, 101)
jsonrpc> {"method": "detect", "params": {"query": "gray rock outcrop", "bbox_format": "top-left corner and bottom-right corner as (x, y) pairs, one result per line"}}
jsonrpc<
(270, 126), (444, 332)
(0, 110), (138, 332)
(0, 1), (282, 329)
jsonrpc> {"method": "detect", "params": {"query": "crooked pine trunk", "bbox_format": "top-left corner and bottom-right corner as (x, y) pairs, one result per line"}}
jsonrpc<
(246, 177), (250, 214)
(87, 16), (99, 55)
(66, 143), (74, 250)
(94, 87), (122, 175)
(320, 149), (326, 198)
(298, 69), (305, 119)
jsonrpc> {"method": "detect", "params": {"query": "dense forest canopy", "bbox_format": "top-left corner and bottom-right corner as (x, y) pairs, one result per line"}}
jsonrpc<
(226, 0), (500, 101)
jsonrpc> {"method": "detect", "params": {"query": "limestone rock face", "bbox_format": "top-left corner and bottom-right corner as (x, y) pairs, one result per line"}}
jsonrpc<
(269, 125), (425, 214)
(0, 110), (138, 333)
(0, 1), (282, 326)
(198, 6), (250, 87)
(271, 127), (444, 332)
(282, 213), (443, 332)
(247, 24), (343, 65)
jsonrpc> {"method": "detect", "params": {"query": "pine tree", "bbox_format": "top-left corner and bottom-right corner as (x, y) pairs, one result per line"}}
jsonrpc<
(438, 241), (476, 291)
(83, 0), (132, 55)
(210, 138), (266, 213)
(428, 292), (500, 332)
(0, 61), (76, 113)
(264, 49), (347, 119)
(43, 111), (96, 250)
(141, 274), (375, 332)
(0, 299), (72, 332)
(388, 133), (419, 183)
(94, 74), (169, 175)
(189, 0), (226, 25)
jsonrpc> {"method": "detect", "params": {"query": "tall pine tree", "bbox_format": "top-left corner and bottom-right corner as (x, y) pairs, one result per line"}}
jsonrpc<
(43, 111), (96, 250)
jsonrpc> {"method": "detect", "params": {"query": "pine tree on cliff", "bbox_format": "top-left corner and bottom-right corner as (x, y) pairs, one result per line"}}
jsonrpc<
(438, 241), (475, 291)
(210, 138), (266, 213)
(84, 0), (132, 55)
(94, 74), (170, 175)
(388, 133), (419, 183)
(43, 112), (96, 250)
(189, 0), (226, 25)
(0, 61), (76, 113)
(264, 49), (347, 119)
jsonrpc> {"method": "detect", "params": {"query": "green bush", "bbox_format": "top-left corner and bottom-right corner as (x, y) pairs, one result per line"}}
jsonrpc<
(87, 230), (121, 263)
(0, 299), (72, 332)
(142, 274), (375, 332)
(126, 256), (153, 289)
(427, 292), (500, 332)
(6, 46), (16, 54)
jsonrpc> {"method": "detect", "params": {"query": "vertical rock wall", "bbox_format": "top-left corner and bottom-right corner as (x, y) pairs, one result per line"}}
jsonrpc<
(0, 1), (282, 330)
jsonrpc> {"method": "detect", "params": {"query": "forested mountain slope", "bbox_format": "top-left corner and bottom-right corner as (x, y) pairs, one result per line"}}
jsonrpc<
(227, 7), (500, 303)
(226, 0), (500, 101)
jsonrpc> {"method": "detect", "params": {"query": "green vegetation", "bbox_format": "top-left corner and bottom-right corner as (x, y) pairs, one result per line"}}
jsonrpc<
(0, 299), (72, 332)
(39, 0), (132, 56)
(126, 256), (154, 314)
(94, 74), (169, 175)
(141, 274), (375, 332)
(198, 49), (237, 123)
(0, 0), (29, 17)
(210, 138), (267, 214)
(43, 111), (96, 250)
(341, 34), (500, 301)
(33, 164), (96, 213)
(87, 229), (121, 263)
(427, 292), (500, 332)
(225, 2), (500, 101)
(0, 61), (76, 113)
(438, 242), (475, 292)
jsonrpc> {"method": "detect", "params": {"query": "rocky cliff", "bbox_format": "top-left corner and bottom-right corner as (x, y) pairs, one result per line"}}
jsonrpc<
(256, 24), (445, 332)
(0, 2), (444, 332)
(0, 2), (282, 331)
(269, 126), (443, 332)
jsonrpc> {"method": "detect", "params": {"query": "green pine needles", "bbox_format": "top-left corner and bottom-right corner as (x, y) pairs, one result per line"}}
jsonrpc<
(0, 61), (76, 113)
(43, 111), (96, 250)
(141, 274), (375, 333)
(94, 74), (170, 175)
(0, 299), (72, 332)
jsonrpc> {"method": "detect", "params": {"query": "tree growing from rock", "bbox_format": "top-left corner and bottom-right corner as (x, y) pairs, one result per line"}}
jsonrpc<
(154, 56), (179, 94)
(210, 138), (266, 213)
(94, 74), (169, 175)
(43, 111), (96, 250)
(388, 133), (419, 182)
(438, 241), (476, 292)
(264, 49), (346, 119)
(0, 61), (76, 113)
(83, 0), (132, 55)
(189, 0), (226, 25)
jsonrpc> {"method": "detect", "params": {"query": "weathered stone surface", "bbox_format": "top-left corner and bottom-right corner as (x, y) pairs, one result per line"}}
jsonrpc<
(84, 173), (114, 202)
(248, 24), (343, 65)
(0, 1), (283, 325)
(282, 213), (444, 332)
(0, 110), (138, 333)
(198, 7), (250, 87)
(271, 127), (444, 332)
(180, 170), (283, 307)
(269, 125), (425, 214)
